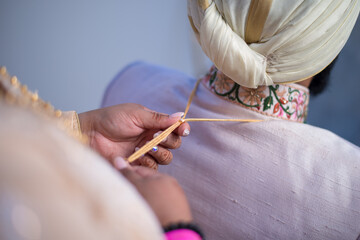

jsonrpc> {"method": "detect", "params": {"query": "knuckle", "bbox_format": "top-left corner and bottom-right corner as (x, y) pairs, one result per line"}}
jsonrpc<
(149, 160), (158, 170)
(172, 136), (182, 148)
(152, 163), (159, 171)
(152, 112), (163, 122)
(158, 150), (173, 165)
(145, 158), (154, 168)
(140, 156), (156, 169)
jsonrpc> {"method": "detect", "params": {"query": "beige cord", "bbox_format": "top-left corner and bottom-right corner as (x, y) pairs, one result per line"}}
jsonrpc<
(126, 78), (263, 163)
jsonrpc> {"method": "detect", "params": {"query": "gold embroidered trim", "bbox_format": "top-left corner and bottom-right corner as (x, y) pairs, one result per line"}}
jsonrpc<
(188, 15), (199, 35)
(0, 66), (87, 144)
(198, 0), (210, 10)
(201, 80), (308, 123)
(245, 0), (273, 44)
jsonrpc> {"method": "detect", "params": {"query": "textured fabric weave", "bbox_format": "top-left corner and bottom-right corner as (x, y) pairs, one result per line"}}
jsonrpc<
(103, 62), (360, 240)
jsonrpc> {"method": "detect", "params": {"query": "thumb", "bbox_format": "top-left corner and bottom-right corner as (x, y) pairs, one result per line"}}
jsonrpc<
(139, 109), (184, 130)
(120, 167), (141, 185)
(115, 157), (141, 183)
(113, 156), (130, 170)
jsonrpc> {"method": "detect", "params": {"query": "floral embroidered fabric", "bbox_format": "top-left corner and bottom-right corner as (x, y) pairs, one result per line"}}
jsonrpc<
(201, 66), (309, 123)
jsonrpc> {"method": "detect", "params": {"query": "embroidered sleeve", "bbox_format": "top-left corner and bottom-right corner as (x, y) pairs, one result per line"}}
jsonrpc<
(59, 111), (82, 138)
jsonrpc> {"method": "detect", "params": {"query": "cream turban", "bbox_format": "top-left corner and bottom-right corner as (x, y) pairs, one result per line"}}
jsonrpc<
(188, 0), (360, 88)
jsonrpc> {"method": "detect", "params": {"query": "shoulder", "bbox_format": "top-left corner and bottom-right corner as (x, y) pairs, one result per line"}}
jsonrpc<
(109, 61), (192, 88)
(265, 119), (360, 158)
(102, 61), (196, 107)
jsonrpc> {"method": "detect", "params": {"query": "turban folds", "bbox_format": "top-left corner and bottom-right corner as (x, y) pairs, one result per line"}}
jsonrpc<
(188, 0), (360, 88)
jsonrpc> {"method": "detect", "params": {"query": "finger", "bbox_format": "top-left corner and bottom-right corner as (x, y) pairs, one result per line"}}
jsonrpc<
(137, 108), (185, 130)
(119, 166), (141, 184)
(131, 166), (158, 178)
(173, 121), (191, 137)
(148, 146), (173, 165)
(132, 154), (158, 170)
(152, 122), (190, 138)
(153, 132), (182, 149)
(113, 156), (131, 170)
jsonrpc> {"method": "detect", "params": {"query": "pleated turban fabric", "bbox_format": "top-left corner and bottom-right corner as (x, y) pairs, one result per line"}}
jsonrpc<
(188, 0), (360, 88)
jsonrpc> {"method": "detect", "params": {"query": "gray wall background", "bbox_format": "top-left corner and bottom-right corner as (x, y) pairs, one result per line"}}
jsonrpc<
(1, 1), (359, 146)
(306, 18), (360, 147)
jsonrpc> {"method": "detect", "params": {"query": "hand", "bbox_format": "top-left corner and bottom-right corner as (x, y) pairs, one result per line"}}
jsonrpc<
(116, 158), (193, 227)
(78, 103), (191, 169)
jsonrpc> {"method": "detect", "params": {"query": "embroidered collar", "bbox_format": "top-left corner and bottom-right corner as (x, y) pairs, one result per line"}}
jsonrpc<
(201, 66), (309, 123)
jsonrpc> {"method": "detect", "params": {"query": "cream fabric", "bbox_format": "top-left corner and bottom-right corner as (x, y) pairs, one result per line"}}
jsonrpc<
(0, 68), (85, 143)
(60, 111), (82, 136)
(102, 62), (360, 240)
(188, 0), (360, 88)
(0, 103), (164, 240)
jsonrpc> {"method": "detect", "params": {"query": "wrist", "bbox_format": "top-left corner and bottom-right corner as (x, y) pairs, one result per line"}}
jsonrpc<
(77, 111), (94, 135)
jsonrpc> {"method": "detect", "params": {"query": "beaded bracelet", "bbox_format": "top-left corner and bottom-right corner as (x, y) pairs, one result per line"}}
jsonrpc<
(164, 222), (204, 240)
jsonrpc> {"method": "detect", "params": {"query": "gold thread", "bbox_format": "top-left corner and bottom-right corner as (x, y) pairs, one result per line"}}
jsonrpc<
(1, 67), (87, 144)
(44, 102), (51, 108)
(127, 121), (182, 162)
(198, 0), (210, 10)
(31, 92), (39, 102)
(183, 78), (202, 118)
(11, 76), (19, 87)
(75, 112), (82, 135)
(55, 110), (62, 117)
(245, 0), (273, 44)
(185, 118), (263, 122)
(0, 66), (7, 75)
(188, 16), (199, 35)
(21, 85), (28, 94)
(126, 78), (263, 163)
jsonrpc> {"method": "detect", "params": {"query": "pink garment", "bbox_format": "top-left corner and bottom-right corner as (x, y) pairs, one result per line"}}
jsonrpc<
(102, 62), (360, 240)
(165, 229), (202, 240)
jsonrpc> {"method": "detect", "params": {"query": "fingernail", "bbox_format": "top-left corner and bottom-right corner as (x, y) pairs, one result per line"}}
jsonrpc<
(135, 147), (144, 157)
(114, 157), (128, 169)
(153, 131), (167, 143)
(153, 131), (161, 138)
(151, 146), (158, 152)
(170, 112), (184, 119)
(183, 129), (190, 137)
